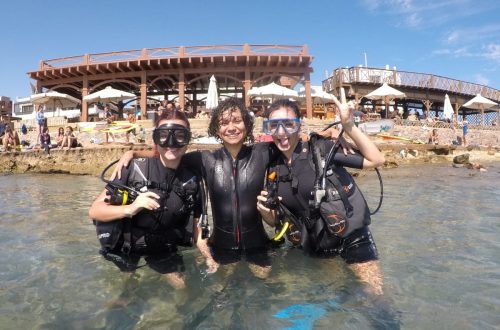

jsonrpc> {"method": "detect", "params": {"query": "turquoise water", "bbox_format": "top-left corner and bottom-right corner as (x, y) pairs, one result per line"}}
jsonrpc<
(0, 164), (499, 329)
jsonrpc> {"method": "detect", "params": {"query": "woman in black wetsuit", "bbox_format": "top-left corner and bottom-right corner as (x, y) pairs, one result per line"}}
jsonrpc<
(258, 94), (386, 296)
(113, 98), (276, 278)
(89, 110), (203, 289)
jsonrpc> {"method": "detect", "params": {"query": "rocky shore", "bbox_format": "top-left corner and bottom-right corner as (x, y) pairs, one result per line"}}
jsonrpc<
(1, 118), (499, 176)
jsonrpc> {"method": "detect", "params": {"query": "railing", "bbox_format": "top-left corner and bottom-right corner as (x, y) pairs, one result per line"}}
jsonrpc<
(38, 44), (309, 70)
(323, 67), (500, 101)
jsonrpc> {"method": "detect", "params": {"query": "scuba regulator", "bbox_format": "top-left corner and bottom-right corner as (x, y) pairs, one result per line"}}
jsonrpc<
(100, 159), (141, 206)
(263, 171), (279, 209)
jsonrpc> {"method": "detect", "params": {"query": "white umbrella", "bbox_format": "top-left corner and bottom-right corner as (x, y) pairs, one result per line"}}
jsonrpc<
(205, 75), (219, 111)
(443, 94), (454, 120)
(298, 86), (335, 104)
(31, 91), (81, 117)
(83, 86), (136, 103)
(248, 82), (298, 101)
(364, 83), (406, 100)
(365, 83), (406, 118)
(463, 93), (498, 125)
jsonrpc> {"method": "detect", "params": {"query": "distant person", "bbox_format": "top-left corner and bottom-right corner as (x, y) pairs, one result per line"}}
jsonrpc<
(20, 124), (30, 146)
(55, 127), (65, 147)
(40, 127), (51, 153)
(35, 105), (45, 143)
(59, 126), (78, 150)
(104, 105), (116, 143)
(0, 116), (7, 141)
(2, 125), (20, 151)
(462, 120), (469, 146)
(125, 110), (137, 143)
(428, 128), (439, 145)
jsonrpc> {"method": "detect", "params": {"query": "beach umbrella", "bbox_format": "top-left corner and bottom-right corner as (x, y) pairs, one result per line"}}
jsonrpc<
(364, 83), (406, 118)
(463, 93), (497, 125)
(205, 75), (219, 111)
(248, 82), (298, 101)
(83, 86), (136, 103)
(443, 94), (454, 120)
(31, 91), (81, 117)
(298, 86), (336, 104)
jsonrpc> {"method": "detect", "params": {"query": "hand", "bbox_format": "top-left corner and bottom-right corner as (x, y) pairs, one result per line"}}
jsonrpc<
(332, 87), (356, 125)
(126, 191), (160, 216)
(110, 151), (134, 180)
(257, 191), (278, 226)
(206, 258), (219, 274)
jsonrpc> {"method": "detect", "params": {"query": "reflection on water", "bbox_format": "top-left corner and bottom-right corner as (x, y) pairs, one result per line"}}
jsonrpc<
(1, 165), (499, 329)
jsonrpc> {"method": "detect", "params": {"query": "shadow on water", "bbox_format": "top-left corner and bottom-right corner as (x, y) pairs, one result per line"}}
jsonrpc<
(1, 164), (500, 329)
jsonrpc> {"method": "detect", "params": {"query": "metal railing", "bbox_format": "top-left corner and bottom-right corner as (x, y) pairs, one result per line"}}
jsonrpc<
(323, 67), (500, 101)
(38, 44), (309, 70)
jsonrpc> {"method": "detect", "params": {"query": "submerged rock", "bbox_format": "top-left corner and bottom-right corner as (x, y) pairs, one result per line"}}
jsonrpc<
(453, 153), (470, 164)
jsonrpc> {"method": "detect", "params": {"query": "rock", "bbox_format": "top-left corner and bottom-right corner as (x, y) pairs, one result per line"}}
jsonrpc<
(453, 153), (470, 164)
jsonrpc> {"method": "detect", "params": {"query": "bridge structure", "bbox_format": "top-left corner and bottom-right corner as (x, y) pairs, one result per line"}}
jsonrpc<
(323, 67), (500, 125)
(28, 44), (314, 121)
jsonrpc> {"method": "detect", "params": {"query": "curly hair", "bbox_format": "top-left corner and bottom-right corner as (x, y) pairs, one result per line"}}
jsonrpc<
(263, 99), (302, 119)
(207, 98), (254, 143)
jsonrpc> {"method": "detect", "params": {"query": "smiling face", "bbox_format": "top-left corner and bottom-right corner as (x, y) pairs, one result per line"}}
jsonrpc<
(268, 106), (301, 158)
(217, 108), (247, 147)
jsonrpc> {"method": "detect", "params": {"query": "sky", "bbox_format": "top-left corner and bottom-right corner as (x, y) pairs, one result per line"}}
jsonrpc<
(1, 0), (500, 99)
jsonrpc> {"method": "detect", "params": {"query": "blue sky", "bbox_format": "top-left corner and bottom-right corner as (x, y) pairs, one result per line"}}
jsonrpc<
(1, 0), (499, 99)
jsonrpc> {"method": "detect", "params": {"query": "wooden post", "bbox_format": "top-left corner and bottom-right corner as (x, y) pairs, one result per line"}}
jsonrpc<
(140, 72), (147, 118)
(81, 77), (89, 122)
(304, 72), (312, 119)
(244, 69), (251, 107)
(178, 71), (185, 110)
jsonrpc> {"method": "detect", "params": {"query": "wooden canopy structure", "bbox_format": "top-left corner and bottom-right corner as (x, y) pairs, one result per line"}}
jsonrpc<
(28, 44), (314, 121)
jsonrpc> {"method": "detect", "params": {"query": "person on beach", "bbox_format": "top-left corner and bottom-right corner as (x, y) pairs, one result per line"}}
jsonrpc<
(59, 126), (78, 149)
(104, 105), (116, 143)
(462, 120), (469, 146)
(40, 127), (51, 153)
(257, 97), (386, 296)
(55, 127), (65, 147)
(2, 125), (20, 151)
(427, 128), (439, 145)
(89, 110), (205, 289)
(35, 105), (45, 144)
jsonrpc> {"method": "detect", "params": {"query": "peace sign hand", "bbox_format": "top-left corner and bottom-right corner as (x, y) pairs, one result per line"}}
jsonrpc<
(332, 87), (357, 125)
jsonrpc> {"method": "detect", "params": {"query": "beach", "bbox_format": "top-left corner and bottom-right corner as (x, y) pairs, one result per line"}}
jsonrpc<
(1, 118), (499, 175)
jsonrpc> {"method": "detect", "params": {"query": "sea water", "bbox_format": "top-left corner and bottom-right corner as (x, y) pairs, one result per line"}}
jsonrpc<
(0, 163), (499, 329)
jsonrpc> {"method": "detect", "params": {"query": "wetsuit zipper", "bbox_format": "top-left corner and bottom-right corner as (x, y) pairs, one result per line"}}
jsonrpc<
(231, 158), (241, 246)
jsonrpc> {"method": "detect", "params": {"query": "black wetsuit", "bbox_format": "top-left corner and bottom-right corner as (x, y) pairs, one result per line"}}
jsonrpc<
(271, 140), (379, 264)
(96, 157), (201, 273)
(182, 143), (274, 264)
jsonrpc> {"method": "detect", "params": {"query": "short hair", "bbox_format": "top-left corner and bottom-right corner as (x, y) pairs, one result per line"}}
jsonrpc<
(155, 109), (190, 129)
(208, 98), (254, 143)
(263, 99), (301, 119)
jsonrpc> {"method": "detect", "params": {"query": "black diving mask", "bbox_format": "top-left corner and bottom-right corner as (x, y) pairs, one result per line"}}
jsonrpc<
(153, 123), (191, 148)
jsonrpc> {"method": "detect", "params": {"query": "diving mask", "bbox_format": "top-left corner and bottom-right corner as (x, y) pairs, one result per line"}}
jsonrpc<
(153, 123), (191, 148)
(262, 118), (301, 135)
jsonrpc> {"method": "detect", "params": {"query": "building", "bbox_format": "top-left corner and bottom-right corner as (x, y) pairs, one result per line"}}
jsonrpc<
(28, 44), (315, 120)
(0, 96), (12, 117)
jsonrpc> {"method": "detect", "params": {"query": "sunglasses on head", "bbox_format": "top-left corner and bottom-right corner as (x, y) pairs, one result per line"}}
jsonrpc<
(262, 118), (301, 135)
(153, 123), (191, 148)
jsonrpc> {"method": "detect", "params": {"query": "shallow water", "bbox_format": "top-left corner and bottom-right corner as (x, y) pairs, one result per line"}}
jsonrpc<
(0, 164), (499, 329)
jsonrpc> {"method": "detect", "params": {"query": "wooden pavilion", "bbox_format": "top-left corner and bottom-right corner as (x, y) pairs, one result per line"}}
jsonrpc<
(28, 44), (315, 121)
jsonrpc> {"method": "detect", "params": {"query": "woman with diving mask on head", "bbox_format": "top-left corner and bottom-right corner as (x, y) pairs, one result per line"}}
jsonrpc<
(89, 109), (208, 290)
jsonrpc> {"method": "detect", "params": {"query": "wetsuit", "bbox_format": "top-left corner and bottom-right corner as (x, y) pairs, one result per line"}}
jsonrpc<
(95, 157), (201, 273)
(182, 143), (275, 265)
(271, 139), (378, 264)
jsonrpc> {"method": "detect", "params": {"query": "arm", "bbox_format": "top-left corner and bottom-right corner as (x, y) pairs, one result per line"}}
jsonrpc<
(110, 149), (156, 180)
(194, 220), (219, 273)
(332, 89), (385, 169)
(89, 188), (161, 222)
